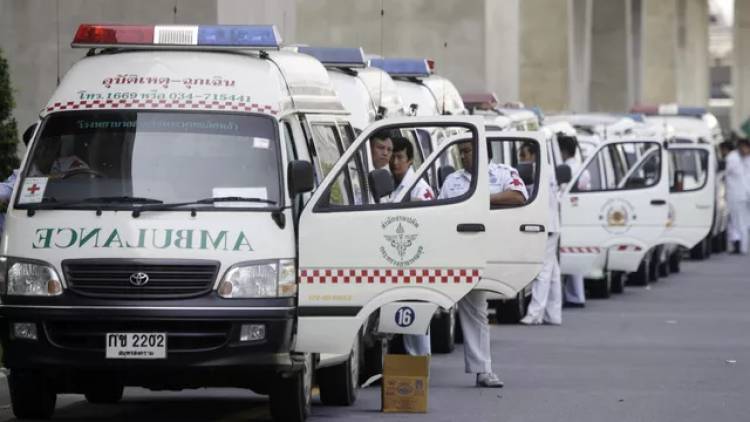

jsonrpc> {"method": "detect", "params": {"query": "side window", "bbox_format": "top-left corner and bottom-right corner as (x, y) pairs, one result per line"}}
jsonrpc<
(315, 124), (479, 212)
(670, 149), (708, 192)
(572, 142), (662, 192)
(310, 124), (350, 205)
(620, 146), (661, 189)
(487, 137), (538, 207)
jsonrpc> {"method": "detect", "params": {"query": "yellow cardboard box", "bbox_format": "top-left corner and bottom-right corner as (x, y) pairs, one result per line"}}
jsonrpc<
(382, 354), (429, 413)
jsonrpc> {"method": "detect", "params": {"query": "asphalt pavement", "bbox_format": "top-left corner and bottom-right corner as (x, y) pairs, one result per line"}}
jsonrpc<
(0, 253), (747, 421)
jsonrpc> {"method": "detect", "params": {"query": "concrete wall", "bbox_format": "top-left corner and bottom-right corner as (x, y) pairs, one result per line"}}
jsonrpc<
(519, 0), (571, 112)
(484, 0), (520, 101)
(217, 0), (296, 41)
(590, 0), (632, 111)
(676, 0), (709, 105)
(0, 0), (216, 155)
(734, 0), (750, 131)
(570, 0), (593, 112)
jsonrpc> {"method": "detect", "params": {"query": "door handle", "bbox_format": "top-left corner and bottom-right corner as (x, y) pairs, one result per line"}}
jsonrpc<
(650, 199), (667, 206)
(520, 224), (546, 233)
(457, 223), (485, 233)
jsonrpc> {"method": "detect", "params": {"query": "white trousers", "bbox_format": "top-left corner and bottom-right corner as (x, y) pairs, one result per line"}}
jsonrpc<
(457, 290), (492, 374)
(563, 273), (586, 304)
(525, 233), (562, 324)
(728, 201), (748, 253)
(403, 334), (431, 356)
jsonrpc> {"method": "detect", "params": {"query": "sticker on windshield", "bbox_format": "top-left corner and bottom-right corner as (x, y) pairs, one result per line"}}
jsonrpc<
(253, 137), (270, 149)
(18, 177), (48, 204)
(212, 187), (268, 208)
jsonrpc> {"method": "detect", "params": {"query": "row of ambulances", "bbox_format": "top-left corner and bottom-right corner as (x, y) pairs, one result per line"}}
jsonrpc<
(0, 25), (554, 421)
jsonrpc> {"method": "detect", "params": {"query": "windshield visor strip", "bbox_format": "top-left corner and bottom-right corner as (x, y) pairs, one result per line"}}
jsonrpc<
(44, 99), (278, 116)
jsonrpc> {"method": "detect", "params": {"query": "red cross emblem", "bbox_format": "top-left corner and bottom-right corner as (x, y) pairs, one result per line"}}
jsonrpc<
(511, 178), (523, 187)
(27, 184), (41, 194)
(422, 190), (434, 200)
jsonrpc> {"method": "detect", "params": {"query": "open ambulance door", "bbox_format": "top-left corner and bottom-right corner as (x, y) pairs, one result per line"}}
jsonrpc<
(294, 116), (490, 354)
(661, 144), (716, 248)
(560, 140), (669, 274)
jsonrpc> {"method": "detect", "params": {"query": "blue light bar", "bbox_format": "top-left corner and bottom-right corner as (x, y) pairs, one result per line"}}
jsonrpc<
(676, 106), (707, 117)
(298, 47), (366, 67)
(197, 25), (281, 48)
(369, 58), (430, 77)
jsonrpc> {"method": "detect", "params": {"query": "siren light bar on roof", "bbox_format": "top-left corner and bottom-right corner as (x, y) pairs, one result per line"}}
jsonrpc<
(630, 104), (707, 118)
(297, 46), (366, 68)
(72, 24), (282, 49)
(368, 58), (431, 77)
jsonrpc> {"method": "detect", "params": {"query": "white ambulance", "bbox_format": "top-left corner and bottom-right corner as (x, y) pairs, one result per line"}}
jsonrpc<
(0, 24), (550, 421)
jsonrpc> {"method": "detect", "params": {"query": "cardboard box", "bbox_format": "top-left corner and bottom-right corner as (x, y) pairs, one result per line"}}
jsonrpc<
(382, 354), (430, 413)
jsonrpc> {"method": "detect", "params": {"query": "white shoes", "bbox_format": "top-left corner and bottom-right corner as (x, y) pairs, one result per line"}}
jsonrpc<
(476, 372), (504, 388)
(520, 316), (542, 325)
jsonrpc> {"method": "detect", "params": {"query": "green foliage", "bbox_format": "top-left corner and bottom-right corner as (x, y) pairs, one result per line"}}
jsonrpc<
(0, 49), (20, 177)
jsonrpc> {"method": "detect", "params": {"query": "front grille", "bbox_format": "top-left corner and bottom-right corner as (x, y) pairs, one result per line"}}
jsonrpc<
(63, 260), (219, 299)
(45, 320), (232, 352)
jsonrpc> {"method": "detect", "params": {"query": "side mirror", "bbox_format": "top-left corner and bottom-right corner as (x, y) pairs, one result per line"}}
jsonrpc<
(368, 168), (394, 203)
(718, 159), (726, 172)
(287, 160), (314, 197)
(22, 123), (37, 146)
(555, 164), (572, 185)
(438, 165), (455, 187)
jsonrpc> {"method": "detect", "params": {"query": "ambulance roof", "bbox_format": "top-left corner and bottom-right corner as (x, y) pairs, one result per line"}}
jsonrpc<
(43, 49), (345, 117)
(542, 121), (577, 137)
(421, 76), (467, 116)
(393, 79), (439, 116)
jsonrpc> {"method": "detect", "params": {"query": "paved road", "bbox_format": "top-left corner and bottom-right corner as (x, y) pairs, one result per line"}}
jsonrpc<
(0, 253), (748, 421)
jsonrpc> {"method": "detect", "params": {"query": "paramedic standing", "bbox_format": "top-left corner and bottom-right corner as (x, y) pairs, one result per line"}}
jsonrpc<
(725, 139), (750, 254)
(389, 136), (435, 355)
(558, 136), (589, 307)
(439, 140), (526, 388)
(726, 138), (750, 254)
(518, 142), (562, 325)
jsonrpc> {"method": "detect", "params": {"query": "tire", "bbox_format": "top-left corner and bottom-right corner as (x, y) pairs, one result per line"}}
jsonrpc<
(318, 335), (359, 406)
(270, 354), (313, 422)
(587, 276), (610, 299)
(360, 337), (386, 385)
(430, 307), (455, 354)
(648, 251), (660, 282)
(454, 312), (464, 344)
(704, 237), (713, 258)
(495, 291), (527, 324)
(690, 236), (708, 260)
(84, 383), (124, 404)
(669, 251), (681, 273)
(658, 260), (670, 278)
(627, 259), (650, 286)
(610, 271), (625, 294)
(9, 370), (56, 420)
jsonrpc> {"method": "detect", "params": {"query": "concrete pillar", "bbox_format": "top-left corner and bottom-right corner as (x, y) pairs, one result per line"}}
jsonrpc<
(590, 0), (633, 112)
(675, 0), (709, 106)
(640, 0), (679, 104)
(569, 0), (593, 112)
(733, 0), (750, 132)
(484, 0), (520, 101)
(519, 0), (571, 112)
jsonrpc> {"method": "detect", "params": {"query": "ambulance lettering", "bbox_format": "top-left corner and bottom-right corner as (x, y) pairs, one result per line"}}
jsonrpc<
(380, 216), (424, 267)
(599, 198), (637, 235)
(32, 228), (253, 251)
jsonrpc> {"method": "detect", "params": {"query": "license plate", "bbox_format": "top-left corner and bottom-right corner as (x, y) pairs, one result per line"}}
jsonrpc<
(105, 333), (167, 359)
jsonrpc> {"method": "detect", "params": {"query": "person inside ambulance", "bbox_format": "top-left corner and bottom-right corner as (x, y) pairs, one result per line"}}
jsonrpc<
(438, 139), (527, 388)
(726, 138), (750, 254)
(28, 136), (90, 178)
(558, 135), (588, 308)
(387, 136), (435, 356)
(370, 131), (394, 171)
(518, 142), (562, 325)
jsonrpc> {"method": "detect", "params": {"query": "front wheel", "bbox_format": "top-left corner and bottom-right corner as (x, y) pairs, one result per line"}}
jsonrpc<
(495, 291), (527, 324)
(9, 370), (56, 420)
(610, 271), (625, 294)
(270, 354), (313, 422)
(587, 276), (611, 299)
(318, 335), (360, 406)
(669, 251), (681, 273)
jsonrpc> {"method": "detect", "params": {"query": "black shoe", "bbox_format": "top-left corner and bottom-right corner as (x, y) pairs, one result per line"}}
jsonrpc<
(732, 241), (742, 254)
(564, 302), (585, 309)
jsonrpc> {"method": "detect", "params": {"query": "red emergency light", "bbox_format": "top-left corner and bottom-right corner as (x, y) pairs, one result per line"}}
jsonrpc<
(427, 59), (435, 73)
(74, 24), (155, 45)
(462, 92), (498, 109)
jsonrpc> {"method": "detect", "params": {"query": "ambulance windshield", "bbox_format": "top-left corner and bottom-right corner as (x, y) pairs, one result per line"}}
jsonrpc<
(17, 111), (281, 209)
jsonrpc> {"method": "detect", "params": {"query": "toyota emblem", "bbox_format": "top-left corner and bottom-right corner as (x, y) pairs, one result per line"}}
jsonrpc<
(129, 272), (150, 287)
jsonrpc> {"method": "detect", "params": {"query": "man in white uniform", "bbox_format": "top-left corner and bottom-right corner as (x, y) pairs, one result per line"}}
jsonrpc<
(558, 136), (589, 307)
(439, 140), (527, 388)
(726, 138), (750, 253)
(518, 142), (562, 325)
(388, 136), (435, 355)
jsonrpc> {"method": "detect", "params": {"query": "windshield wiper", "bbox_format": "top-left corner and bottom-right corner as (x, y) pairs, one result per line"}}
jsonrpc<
(131, 196), (277, 217)
(25, 196), (164, 216)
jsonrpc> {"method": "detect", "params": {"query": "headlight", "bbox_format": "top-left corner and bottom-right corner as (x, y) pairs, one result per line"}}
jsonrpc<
(218, 259), (297, 299)
(5, 260), (63, 296)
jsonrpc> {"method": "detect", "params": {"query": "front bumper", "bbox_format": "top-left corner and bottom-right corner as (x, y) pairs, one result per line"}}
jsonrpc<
(0, 294), (299, 392)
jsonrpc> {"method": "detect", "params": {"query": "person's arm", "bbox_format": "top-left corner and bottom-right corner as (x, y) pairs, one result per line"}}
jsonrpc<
(490, 189), (526, 206)
(0, 171), (18, 204)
